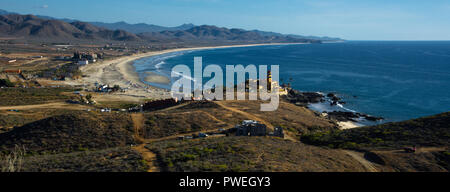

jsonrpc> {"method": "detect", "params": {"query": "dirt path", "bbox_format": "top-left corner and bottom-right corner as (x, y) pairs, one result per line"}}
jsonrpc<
(416, 147), (447, 153)
(203, 112), (228, 126)
(215, 101), (274, 129)
(374, 147), (447, 154)
(215, 101), (298, 142)
(130, 113), (160, 172)
(344, 150), (378, 172)
(132, 144), (160, 172)
(158, 102), (190, 112)
(131, 113), (145, 141)
(0, 102), (88, 110)
(129, 112), (228, 172)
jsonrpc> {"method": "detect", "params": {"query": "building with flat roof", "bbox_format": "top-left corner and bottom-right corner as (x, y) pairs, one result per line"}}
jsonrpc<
(236, 120), (267, 136)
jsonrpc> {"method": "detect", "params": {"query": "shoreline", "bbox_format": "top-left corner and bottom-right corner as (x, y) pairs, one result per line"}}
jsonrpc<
(69, 43), (307, 102)
(68, 42), (366, 130)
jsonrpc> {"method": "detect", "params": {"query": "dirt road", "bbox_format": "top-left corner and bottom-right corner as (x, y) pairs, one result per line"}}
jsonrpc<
(344, 150), (378, 172)
(0, 102), (89, 111)
(215, 101), (298, 142)
(130, 113), (160, 172)
(132, 144), (160, 172)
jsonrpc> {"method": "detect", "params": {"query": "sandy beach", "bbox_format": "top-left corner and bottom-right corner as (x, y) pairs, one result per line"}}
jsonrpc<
(338, 121), (362, 130)
(68, 43), (305, 102)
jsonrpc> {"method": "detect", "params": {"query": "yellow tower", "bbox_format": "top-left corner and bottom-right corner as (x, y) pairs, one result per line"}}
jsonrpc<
(267, 70), (272, 91)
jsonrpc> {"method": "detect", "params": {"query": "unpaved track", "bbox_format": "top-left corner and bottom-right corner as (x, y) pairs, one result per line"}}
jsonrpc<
(158, 102), (190, 112)
(344, 150), (378, 172)
(132, 144), (160, 172)
(215, 101), (274, 129)
(130, 113), (160, 172)
(0, 102), (88, 110)
(374, 147), (447, 154)
(215, 101), (298, 142)
(131, 113), (145, 141)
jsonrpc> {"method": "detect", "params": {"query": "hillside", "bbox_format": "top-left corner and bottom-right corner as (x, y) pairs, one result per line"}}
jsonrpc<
(0, 112), (136, 154)
(21, 147), (147, 172)
(0, 14), (140, 42)
(138, 100), (334, 139)
(146, 136), (369, 172)
(301, 112), (450, 149)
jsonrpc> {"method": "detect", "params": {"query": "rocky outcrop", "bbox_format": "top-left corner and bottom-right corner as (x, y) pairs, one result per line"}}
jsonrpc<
(326, 111), (384, 122)
(283, 88), (383, 122)
(285, 89), (325, 104)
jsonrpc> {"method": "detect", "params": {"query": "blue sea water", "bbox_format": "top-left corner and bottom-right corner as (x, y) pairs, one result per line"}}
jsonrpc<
(133, 41), (450, 123)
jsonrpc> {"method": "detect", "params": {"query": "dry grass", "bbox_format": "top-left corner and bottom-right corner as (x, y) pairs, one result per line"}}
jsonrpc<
(216, 100), (336, 134)
(0, 145), (25, 172)
(147, 136), (369, 172)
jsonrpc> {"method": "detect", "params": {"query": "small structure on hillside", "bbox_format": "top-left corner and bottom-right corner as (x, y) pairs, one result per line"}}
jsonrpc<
(269, 127), (285, 138)
(96, 84), (115, 92)
(77, 59), (89, 66)
(236, 120), (267, 136)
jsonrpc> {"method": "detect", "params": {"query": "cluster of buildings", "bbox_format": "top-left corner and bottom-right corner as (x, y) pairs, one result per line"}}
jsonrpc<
(72, 52), (104, 66)
(94, 83), (120, 93)
(235, 120), (284, 138)
(236, 120), (267, 136)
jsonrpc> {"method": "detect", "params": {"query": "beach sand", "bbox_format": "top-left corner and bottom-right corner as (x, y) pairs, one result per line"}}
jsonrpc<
(338, 121), (362, 130)
(66, 43), (305, 102)
(144, 71), (171, 84)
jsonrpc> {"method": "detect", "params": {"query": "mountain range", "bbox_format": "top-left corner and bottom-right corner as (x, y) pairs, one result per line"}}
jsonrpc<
(0, 14), (140, 42)
(0, 9), (343, 43)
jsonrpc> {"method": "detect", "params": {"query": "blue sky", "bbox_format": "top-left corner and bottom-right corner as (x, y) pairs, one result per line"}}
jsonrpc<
(1, 0), (450, 40)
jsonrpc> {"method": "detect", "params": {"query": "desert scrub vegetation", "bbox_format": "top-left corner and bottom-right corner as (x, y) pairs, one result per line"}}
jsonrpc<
(0, 145), (25, 172)
(0, 87), (76, 106)
(215, 100), (335, 135)
(0, 114), (41, 131)
(301, 112), (450, 150)
(142, 111), (229, 139)
(0, 79), (15, 87)
(0, 109), (87, 131)
(0, 112), (136, 154)
(147, 136), (368, 172)
(20, 147), (147, 172)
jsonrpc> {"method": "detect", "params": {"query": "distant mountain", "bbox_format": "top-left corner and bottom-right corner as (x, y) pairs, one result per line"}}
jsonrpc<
(0, 9), (17, 15)
(0, 9), (194, 34)
(288, 34), (344, 42)
(0, 15), (321, 44)
(0, 11), (332, 44)
(0, 9), (343, 42)
(0, 14), (140, 41)
(139, 25), (320, 43)
(89, 21), (196, 33)
(251, 30), (344, 42)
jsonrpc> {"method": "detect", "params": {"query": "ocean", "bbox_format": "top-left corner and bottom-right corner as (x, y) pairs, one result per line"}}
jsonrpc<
(133, 41), (450, 123)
